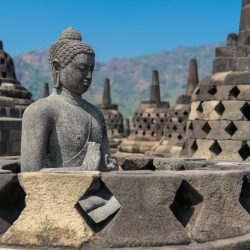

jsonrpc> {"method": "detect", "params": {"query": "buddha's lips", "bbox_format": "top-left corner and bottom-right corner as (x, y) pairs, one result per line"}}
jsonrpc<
(83, 81), (91, 87)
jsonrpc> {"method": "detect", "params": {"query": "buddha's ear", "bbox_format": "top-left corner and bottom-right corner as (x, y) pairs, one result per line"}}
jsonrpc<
(52, 59), (61, 72)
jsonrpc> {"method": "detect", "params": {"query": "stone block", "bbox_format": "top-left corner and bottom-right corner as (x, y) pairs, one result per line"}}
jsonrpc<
(0, 97), (14, 108)
(153, 158), (210, 171)
(115, 155), (155, 170)
(191, 139), (248, 161)
(237, 57), (250, 71)
(87, 171), (190, 248)
(0, 130), (9, 143)
(206, 120), (232, 140)
(9, 130), (21, 141)
(231, 121), (250, 140)
(0, 173), (25, 235)
(189, 102), (200, 120)
(224, 71), (250, 85)
(200, 101), (222, 120)
(236, 46), (249, 57)
(192, 139), (216, 159)
(178, 170), (250, 242)
(187, 120), (207, 139)
(1, 171), (99, 248)
(0, 119), (21, 130)
(8, 141), (21, 155)
(215, 47), (236, 57)
(212, 58), (237, 73)
(221, 101), (246, 120)
(0, 156), (20, 173)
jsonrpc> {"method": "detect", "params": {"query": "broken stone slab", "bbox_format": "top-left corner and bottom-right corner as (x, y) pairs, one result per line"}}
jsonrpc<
(115, 154), (155, 170)
(153, 158), (217, 171)
(0, 156), (20, 173)
(0, 171), (99, 248)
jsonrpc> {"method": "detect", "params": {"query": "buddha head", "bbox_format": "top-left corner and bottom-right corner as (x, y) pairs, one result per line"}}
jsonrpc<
(48, 27), (95, 96)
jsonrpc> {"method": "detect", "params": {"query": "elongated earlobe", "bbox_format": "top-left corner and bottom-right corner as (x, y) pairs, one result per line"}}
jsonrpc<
(52, 60), (61, 89)
(55, 72), (61, 89)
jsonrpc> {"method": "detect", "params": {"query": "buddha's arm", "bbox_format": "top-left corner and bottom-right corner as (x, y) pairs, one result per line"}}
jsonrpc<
(99, 114), (111, 171)
(21, 105), (51, 172)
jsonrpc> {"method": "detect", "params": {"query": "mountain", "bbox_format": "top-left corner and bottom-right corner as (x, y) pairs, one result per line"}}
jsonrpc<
(13, 44), (219, 118)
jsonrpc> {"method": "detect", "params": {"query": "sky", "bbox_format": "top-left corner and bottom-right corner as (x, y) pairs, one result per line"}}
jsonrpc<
(0, 0), (242, 62)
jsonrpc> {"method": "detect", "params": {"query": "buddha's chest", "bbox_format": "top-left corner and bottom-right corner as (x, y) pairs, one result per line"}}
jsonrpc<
(49, 107), (103, 154)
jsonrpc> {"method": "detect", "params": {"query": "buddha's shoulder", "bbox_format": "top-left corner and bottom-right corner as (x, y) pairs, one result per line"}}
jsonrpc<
(23, 96), (60, 119)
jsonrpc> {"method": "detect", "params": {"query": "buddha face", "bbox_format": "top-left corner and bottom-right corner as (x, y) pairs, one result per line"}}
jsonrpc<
(58, 53), (95, 96)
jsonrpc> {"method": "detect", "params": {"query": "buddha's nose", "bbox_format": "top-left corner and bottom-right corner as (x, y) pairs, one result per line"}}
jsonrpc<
(86, 70), (92, 80)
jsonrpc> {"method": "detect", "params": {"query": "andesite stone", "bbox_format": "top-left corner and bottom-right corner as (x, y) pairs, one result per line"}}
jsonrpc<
(98, 78), (125, 154)
(184, 0), (250, 161)
(0, 42), (33, 156)
(118, 70), (170, 155)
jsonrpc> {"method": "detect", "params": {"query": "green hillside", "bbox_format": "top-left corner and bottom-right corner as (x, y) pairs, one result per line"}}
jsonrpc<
(13, 44), (219, 118)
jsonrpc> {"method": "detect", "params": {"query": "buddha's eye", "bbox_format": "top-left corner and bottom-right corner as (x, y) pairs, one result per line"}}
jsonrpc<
(78, 64), (88, 71)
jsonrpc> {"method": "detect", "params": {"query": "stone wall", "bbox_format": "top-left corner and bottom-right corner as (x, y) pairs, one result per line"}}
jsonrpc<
(1, 160), (250, 249)
(0, 119), (22, 156)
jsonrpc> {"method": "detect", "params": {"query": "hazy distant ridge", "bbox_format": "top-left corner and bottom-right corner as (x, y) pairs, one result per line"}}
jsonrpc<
(13, 44), (218, 118)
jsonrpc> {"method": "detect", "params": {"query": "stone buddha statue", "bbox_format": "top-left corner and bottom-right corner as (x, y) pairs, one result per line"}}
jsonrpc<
(21, 28), (116, 172)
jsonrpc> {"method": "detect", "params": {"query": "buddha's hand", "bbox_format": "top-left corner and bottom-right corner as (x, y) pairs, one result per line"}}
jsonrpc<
(82, 142), (101, 171)
(105, 154), (118, 171)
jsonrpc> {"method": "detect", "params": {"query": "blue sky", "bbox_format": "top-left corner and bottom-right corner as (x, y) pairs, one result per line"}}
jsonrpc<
(0, 0), (242, 62)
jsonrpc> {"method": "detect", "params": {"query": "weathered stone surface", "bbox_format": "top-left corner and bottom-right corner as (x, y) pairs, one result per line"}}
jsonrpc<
(118, 138), (157, 154)
(117, 70), (169, 155)
(98, 78), (125, 153)
(153, 158), (217, 171)
(237, 56), (250, 71)
(179, 170), (250, 242)
(0, 156), (20, 173)
(21, 28), (115, 172)
(191, 139), (250, 161)
(0, 173), (25, 235)
(87, 171), (190, 248)
(1, 171), (98, 248)
(212, 58), (237, 73)
(115, 155), (155, 170)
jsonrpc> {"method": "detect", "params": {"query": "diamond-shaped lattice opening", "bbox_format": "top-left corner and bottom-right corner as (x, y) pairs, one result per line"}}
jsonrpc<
(191, 140), (198, 152)
(195, 88), (200, 95)
(170, 180), (203, 227)
(238, 142), (250, 161)
(241, 102), (250, 121)
(225, 121), (238, 136)
(196, 102), (203, 113)
(202, 122), (211, 134)
(229, 86), (240, 98)
(173, 125), (177, 131)
(239, 176), (250, 214)
(188, 122), (193, 131)
(209, 140), (222, 155)
(77, 179), (121, 232)
(177, 134), (183, 140)
(208, 86), (217, 95)
(214, 101), (225, 116)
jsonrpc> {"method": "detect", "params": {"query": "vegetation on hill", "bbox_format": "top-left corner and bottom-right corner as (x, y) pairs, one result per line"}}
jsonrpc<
(14, 44), (219, 118)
